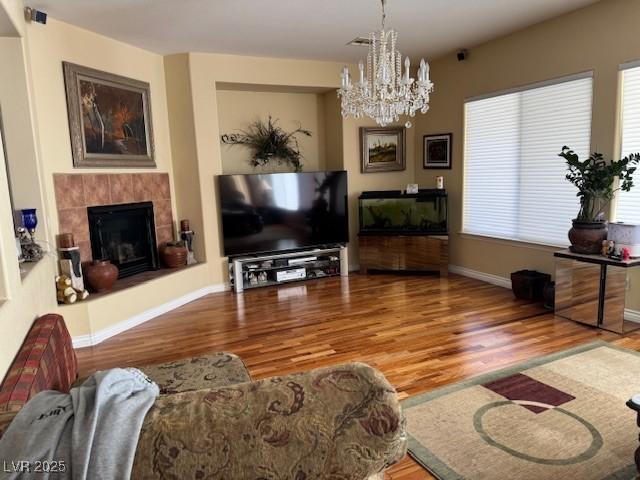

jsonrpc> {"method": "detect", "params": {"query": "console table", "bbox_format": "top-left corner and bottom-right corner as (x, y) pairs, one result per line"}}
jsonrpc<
(554, 250), (640, 334)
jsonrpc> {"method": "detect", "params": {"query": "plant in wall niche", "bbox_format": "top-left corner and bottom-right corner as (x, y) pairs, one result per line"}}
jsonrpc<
(559, 146), (640, 254)
(222, 116), (311, 172)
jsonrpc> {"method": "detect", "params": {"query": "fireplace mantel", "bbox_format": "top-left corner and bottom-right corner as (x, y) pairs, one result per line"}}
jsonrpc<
(53, 173), (175, 262)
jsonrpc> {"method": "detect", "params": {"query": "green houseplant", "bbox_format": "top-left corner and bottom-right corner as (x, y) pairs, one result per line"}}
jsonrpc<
(559, 146), (640, 253)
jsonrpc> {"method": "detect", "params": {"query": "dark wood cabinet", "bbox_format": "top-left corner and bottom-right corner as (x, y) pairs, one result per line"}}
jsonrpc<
(359, 235), (448, 276)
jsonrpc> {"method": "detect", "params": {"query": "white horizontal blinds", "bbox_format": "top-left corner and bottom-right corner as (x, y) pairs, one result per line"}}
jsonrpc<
(464, 75), (592, 245)
(518, 78), (592, 245)
(617, 66), (640, 223)
(464, 93), (520, 239)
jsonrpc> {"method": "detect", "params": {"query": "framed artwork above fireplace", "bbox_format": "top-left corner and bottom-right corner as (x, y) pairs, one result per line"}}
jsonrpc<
(63, 62), (156, 168)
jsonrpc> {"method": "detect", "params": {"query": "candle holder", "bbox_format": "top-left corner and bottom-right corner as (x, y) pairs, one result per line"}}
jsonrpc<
(21, 208), (38, 241)
(19, 208), (44, 262)
(179, 219), (197, 265)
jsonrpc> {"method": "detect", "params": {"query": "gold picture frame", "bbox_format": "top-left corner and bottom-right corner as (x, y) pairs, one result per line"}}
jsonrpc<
(63, 62), (155, 168)
(360, 127), (406, 173)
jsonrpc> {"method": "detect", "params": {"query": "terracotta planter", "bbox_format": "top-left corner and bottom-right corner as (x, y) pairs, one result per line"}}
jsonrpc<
(568, 220), (608, 254)
(84, 260), (118, 292)
(160, 245), (188, 268)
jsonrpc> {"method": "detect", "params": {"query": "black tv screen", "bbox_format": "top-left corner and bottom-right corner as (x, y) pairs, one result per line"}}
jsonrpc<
(218, 170), (349, 257)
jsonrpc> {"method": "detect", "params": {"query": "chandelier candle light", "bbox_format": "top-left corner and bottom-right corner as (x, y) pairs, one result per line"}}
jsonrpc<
(338, 0), (434, 127)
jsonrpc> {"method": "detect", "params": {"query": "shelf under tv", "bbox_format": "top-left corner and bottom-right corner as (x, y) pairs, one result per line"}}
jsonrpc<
(228, 245), (349, 293)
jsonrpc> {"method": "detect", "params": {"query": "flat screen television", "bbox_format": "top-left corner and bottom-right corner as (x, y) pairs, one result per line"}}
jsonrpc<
(218, 170), (349, 257)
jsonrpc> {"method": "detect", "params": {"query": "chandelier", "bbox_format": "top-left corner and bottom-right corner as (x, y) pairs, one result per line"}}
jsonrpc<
(338, 0), (433, 127)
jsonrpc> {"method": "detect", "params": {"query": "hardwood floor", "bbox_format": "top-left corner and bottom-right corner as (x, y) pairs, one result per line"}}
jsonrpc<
(75, 273), (640, 479)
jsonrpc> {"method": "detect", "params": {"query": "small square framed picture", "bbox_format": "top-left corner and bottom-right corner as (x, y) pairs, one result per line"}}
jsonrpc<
(423, 133), (452, 169)
(360, 127), (406, 173)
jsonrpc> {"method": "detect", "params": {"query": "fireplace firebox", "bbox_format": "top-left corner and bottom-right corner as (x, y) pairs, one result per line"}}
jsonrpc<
(87, 202), (159, 278)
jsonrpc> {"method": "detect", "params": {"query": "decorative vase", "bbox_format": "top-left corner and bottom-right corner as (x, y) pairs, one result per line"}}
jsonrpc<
(84, 259), (118, 292)
(160, 244), (188, 268)
(21, 208), (38, 240)
(568, 220), (608, 254)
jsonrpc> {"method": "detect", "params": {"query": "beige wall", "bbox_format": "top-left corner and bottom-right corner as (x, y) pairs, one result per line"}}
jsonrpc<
(19, 20), (212, 339)
(163, 54), (206, 261)
(63, 263), (211, 337)
(0, 116), (57, 378)
(216, 89), (327, 174)
(0, 38), (47, 228)
(24, 18), (177, 232)
(0, 26), (385, 353)
(170, 52), (418, 278)
(0, 2), (57, 379)
(342, 117), (416, 268)
(0, 0), (23, 36)
(174, 53), (355, 286)
(323, 91), (344, 172)
(414, 0), (640, 303)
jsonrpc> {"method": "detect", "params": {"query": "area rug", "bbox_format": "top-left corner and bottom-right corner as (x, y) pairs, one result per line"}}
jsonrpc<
(402, 341), (640, 480)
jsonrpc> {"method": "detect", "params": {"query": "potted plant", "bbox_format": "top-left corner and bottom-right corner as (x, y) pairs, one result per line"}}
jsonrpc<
(559, 146), (640, 254)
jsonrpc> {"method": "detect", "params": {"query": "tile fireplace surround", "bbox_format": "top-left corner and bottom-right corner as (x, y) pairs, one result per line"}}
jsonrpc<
(53, 173), (175, 262)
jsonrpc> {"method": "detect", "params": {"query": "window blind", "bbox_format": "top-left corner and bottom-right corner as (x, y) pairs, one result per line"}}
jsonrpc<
(616, 65), (640, 223)
(463, 75), (593, 246)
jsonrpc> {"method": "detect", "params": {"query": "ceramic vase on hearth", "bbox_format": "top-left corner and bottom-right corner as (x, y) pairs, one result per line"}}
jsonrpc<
(84, 259), (118, 293)
(160, 244), (188, 268)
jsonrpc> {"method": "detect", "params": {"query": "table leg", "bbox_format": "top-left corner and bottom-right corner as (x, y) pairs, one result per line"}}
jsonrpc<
(597, 264), (607, 327)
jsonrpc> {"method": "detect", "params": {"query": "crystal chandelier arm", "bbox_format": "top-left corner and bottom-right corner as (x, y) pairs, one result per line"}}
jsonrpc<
(404, 57), (410, 84)
(337, 0), (434, 127)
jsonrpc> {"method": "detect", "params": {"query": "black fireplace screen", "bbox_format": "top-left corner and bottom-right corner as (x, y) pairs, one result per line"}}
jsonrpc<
(87, 202), (159, 278)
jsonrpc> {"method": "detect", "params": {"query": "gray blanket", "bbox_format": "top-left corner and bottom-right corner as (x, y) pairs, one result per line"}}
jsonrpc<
(0, 368), (158, 479)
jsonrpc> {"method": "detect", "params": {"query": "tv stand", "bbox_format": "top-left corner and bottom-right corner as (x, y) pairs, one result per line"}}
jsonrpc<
(229, 245), (348, 293)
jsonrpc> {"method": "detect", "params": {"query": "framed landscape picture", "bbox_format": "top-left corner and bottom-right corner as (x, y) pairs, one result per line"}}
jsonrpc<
(360, 127), (406, 173)
(423, 133), (452, 169)
(63, 62), (155, 168)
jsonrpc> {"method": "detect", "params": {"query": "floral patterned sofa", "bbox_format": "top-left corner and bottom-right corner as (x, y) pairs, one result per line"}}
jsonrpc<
(0, 314), (407, 479)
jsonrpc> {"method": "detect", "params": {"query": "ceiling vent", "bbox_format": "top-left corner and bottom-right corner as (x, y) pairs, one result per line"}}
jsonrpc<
(347, 37), (371, 47)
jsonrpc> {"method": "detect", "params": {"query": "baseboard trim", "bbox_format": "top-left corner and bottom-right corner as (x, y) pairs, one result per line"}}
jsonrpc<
(625, 309), (640, 323)
(448, 264), (512, 290)
(72, 283), (228, 348)
(449, 265), (640, 324)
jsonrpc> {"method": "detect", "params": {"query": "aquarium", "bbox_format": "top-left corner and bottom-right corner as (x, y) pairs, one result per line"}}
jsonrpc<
(358, 189), (448, 235)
